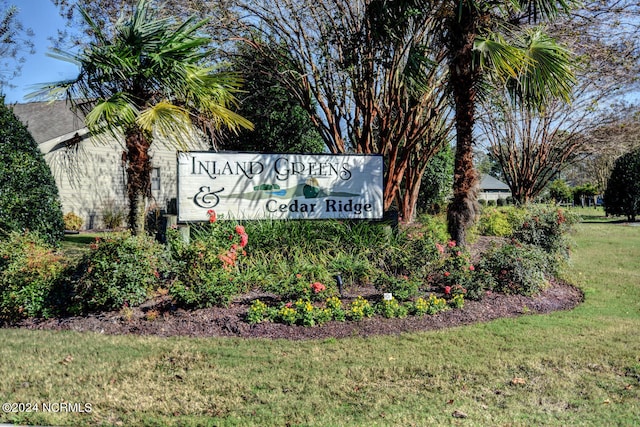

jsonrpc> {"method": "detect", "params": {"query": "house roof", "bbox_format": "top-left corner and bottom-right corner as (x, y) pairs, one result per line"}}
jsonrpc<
(11, 101), (91, 154)
(11, 101), (88, 145)
(479, 174), (510, 191)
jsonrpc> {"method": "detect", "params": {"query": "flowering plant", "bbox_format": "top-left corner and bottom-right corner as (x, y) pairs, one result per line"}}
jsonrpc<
(347, 296), (375, 321)
(376, 297), (408, 319)
(278, 273), (332, 301)
(167, 211), (249, 308)
(432, 240), (478, 299)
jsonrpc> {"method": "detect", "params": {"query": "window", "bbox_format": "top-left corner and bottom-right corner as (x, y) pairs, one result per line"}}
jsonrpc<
(151, 167), (161, 191)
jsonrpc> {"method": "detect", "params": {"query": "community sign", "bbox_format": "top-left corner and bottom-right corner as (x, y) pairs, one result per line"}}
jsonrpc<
(177, 152), (384, 222)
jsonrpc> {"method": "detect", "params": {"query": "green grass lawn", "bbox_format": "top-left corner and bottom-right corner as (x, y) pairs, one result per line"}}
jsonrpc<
(1, 211), (639, 426)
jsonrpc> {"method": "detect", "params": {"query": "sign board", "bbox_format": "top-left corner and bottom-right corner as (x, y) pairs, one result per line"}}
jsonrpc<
(177, 152), (384, 222)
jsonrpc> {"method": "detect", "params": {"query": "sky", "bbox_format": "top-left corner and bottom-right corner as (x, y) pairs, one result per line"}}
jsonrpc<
(3, 0), (79, 104)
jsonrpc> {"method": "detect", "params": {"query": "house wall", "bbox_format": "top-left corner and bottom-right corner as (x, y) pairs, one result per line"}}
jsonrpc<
(478, 190), (511, 202)
(44, 136), (208, 230)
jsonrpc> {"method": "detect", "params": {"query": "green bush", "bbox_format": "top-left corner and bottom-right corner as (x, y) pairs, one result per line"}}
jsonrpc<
(0, 103), (64, 244)
(71, 233), (167, 313)
(511, 205), (579, 270)
(479, 243), (550, 296)
(604, 148), (640, 221)
(0, 231), (69, 322)
(63, 212), (83, 231)
(167, 220), (250, 308)
(376, 297), (408, 319)
(378, 228), (440, 279)
(477, 207), (513, 237)
(374, 274), (422, 301)
(431, 241), (487, 299)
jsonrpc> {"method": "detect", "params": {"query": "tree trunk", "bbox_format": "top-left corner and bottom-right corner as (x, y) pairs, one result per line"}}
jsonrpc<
(446, 3), (480, 248)
(125, 128), (152, 235)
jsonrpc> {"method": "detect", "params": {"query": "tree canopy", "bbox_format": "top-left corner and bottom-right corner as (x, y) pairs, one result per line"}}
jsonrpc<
(37, 0), (252, 234)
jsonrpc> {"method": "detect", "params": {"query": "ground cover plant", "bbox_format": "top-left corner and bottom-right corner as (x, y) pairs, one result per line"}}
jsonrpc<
(0, 210), (638, 426)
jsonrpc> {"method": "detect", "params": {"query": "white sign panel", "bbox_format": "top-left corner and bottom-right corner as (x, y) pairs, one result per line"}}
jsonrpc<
(177, 152), (384, 221)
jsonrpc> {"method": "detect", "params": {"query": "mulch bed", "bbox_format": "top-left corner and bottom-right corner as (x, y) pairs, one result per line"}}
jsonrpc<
(12, 279), (583, 340)
(8, 237), (584, 340)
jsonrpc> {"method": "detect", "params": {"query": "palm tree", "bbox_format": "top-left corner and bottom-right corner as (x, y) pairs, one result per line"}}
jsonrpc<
(36, 0), (252, 234)
(379, 1), (575, 246)
(444, 0), (576, 247)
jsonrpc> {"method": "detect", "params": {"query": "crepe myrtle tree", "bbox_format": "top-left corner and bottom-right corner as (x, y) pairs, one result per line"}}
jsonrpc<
(34, 0), (252, 234)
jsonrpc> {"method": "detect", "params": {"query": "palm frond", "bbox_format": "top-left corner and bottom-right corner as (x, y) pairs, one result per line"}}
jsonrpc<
(474, 34), (530, 80)
(136, 101), (194, 150)
(510, 28), (575, 108)
(85, 95), (138, 140)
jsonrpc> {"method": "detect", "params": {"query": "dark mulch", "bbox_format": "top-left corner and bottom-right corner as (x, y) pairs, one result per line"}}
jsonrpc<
(12, 280), (582, 341)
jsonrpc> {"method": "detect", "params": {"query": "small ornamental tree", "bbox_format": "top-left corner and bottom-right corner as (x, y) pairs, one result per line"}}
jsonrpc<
(0, 100), (64, 243)
(604, 148), (640, 221)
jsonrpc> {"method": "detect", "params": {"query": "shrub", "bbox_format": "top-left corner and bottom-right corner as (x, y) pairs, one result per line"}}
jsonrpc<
(266, 300), (334, 327)
(374, 274), (422, 301)
(326, 296), (346, 321)
(63, 212), (83, 231)
(167, 216), (250, 308)
(604, 148), (640, 221)
(479, 243), (550, 296)
(0, 231), (69, 322)
(347, 296), (375, 321)
(511, 205), (579, 271)
(431, 241), (487, 299)
(247, 299), (270, 324)
(410, 294), (449, 316)
(379, 228), (440, 279)
(71, 233), (167, 313)
(477, 207), (513, 237)
(0, 103), (64, 244)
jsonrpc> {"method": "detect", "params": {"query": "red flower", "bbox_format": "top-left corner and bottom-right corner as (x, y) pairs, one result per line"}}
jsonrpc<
(239, 233), (249, 248)
(444, 286), (451, 295)
(444, 271), (451, 277)
(310, 282), (326, 293)
(469, 265), (475, 271)
(207, 209), (217, 223)
(436, 243), (445, 254)
(448, 240), (456, 248)
(235, 225), (245, 235)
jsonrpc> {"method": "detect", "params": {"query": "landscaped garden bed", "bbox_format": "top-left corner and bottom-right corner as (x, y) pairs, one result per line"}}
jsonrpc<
(13, 275), (582, 340)
(1, 205), (583, 339)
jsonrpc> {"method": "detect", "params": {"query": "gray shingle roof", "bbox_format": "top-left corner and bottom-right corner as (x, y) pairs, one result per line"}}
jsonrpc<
(10, 101), (87, 144)
(479, 174), (510, 191)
